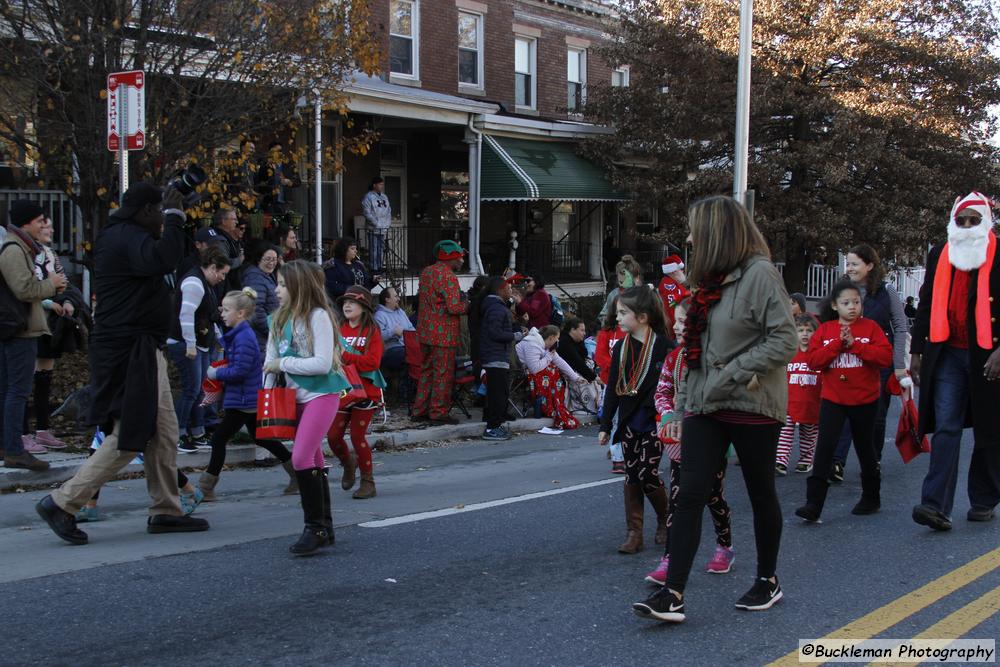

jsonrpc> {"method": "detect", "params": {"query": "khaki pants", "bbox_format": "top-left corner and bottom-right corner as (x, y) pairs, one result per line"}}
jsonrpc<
(53, 351), (182, 517)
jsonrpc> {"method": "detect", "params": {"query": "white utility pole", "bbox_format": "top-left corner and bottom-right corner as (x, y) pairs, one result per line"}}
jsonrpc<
(733, 0), (753, 211)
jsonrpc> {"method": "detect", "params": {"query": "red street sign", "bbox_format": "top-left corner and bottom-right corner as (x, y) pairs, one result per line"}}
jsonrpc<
(107, 70), (146, 151)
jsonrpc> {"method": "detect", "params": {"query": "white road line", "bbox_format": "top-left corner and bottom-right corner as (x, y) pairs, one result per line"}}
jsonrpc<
(359, 477), (622, 528)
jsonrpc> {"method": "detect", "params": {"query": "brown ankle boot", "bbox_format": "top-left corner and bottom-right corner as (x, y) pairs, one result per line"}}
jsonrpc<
(646, 485), (669, 545)
(198, 472), (219, 502)
(340, 453), (357, 491)
(618, 483), (644, 554)
(352, 474), (376, 499)
(281, 460), (299, 495)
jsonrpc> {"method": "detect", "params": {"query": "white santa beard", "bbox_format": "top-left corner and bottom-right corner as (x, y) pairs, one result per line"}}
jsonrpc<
(947, 219), (991, 271)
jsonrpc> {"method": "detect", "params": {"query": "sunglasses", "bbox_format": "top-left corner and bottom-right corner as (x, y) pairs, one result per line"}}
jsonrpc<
(955, 214), (983, 228)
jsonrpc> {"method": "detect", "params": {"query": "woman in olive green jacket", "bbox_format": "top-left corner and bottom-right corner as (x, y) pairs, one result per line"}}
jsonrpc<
(633, 196), (797, 624)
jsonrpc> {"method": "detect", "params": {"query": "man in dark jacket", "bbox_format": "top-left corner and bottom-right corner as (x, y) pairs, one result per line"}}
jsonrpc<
(910, 192), (1000, 531)
(479, 276), (523, 440)
(36, 183), (210, 545)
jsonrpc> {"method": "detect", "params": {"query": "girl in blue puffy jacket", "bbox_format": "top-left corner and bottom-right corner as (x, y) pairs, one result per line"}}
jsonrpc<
(197, 288), (297, 500)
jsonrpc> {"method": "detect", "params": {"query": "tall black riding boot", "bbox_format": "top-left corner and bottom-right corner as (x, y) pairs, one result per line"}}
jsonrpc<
(852, 472), (881, 515)
(289, 468), (329, 556)
(321, 467), (334, 544)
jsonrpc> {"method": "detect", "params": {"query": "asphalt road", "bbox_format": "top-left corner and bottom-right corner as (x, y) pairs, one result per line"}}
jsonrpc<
(1, 412), (997, 667)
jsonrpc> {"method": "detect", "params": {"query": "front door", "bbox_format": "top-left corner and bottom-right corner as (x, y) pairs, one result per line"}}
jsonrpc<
(380, 166), (407, 274)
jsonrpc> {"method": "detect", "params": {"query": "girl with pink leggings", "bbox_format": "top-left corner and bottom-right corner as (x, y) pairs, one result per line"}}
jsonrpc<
(264, 261), (349, 557)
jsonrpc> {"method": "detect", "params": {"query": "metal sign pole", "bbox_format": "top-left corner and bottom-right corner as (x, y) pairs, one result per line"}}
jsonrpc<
(733, 0), (753, 211)
(118, 83), (128, 202)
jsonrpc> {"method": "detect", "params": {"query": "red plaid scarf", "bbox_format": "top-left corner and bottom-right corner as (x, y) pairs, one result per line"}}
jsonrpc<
(683, 273), (726, 369)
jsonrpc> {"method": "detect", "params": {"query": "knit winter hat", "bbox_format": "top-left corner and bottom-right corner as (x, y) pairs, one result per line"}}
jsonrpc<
(662, 254), (684, 275)
(435, 239), (466, 261)
(9, 200), (44, 228)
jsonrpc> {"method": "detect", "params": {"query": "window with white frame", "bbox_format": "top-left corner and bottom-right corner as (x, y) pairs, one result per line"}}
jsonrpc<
(390, 0), (418, 77)
(567, 47), (586, 112)
(458, 11), (483, 87)
(612, 66), (630, 87)
(515, 36), (536, 109)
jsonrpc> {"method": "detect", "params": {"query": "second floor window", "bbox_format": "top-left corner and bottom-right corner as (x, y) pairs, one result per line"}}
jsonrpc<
(515, 36), (536, 109)
(612, 67), (630, 87)
(390, 0), (418, 77)
(567, 47), (586, 112)
(458, 11), (483, 87)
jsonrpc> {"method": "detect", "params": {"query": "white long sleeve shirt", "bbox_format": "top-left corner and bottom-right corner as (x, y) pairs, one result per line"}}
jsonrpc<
(264, 308), (336, 403)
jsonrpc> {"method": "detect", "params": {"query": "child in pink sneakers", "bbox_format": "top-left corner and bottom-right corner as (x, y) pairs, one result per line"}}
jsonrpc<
(647, 299), (734, 585)
(775, 314), (822, 475)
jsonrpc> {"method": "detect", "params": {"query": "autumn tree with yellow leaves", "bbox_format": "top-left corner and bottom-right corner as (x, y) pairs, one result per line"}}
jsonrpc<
(0, 0), (380, 250)
(585, 0), (1000, 290)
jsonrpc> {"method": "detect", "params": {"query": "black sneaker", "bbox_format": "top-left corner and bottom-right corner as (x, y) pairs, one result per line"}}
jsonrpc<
(775, 462), (787, 476)
(967, 506), (996, 522)
(147, 514), (210, 533)
(734, 576), (783, 611)
(191, 435), (212, 450)
(177, 436), (198, 454)
(830, 462), (844, 484)
(632, 587), (685, 623)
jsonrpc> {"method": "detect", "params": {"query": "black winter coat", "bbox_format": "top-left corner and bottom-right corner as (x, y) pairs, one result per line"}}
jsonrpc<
(478, 295), (520, 365)
(558, 331), (597, 382)
(87, 210), (186, 452)
(911, 243), (1000, 446)
(600, 332), (673, 443)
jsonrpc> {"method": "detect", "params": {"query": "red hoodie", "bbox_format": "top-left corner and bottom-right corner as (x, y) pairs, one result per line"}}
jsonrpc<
(805, 318), (892, 406)
(595, 327), (627, 384)
(786, 349), (821, 424)
(340, 321), (384, 402)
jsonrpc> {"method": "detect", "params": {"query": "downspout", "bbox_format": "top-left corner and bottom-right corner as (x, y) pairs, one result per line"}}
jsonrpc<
(467, 115), (485, 275)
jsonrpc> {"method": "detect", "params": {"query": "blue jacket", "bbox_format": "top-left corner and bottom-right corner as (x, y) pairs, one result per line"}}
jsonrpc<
(241, 264), (279, 351)
(479, 294), (521, 365)
(215, 320), (262, 410)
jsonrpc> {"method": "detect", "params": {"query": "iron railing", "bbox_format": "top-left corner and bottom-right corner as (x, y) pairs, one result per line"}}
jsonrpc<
(355, 225), (470, 277)
(0, 190), (83, 260)
(519, 240), (593, 281)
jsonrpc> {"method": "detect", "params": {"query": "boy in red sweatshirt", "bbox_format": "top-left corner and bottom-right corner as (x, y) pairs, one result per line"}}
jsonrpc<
(776, 314), (822, 475)
(795, 280), (892, 522)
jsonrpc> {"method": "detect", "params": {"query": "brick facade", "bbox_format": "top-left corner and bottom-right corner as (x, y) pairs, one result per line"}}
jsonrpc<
(369, 0), (618, 121)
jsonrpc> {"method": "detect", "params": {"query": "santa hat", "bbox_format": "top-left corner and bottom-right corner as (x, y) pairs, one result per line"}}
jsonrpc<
(662, 254), (684, 275)
(950, 192), (996, 227)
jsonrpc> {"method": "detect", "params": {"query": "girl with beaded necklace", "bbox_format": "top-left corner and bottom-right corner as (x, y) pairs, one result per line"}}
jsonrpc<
(599, 286), (673, 555)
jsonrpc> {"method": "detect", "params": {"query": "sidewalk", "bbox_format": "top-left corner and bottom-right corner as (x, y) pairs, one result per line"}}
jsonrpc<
(1, 414), (596, 491)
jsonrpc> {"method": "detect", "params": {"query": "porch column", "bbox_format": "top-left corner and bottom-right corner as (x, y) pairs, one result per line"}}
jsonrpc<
(465, 123), (484, 275)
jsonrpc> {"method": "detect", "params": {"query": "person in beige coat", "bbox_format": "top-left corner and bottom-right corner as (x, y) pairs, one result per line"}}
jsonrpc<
(0, 201), (67, 471)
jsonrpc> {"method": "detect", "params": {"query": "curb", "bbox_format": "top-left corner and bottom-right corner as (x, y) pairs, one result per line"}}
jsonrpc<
(1, 416), (597, 491)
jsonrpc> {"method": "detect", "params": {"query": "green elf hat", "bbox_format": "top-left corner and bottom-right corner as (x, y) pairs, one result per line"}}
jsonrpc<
(435, 239), (467, 261)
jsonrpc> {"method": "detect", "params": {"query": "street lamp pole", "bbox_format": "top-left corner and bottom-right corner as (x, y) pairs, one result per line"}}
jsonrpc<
(733, 0), (753, 212)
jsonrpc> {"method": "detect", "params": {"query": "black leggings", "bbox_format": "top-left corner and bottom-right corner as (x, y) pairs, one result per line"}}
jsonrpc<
(665, 416), (781, 593)
(206, 410), (291, 476)
(807, 400), (879, 510)
(664, 459), (731, 554)
(622, 426), (664, 493)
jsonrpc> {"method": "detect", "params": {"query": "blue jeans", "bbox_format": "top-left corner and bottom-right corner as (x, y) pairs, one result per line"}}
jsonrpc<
(168, 342), (209, 438)
(0, 337), (37, 456)
(921, 346), (970, 517)
(367, 229), (385, 272)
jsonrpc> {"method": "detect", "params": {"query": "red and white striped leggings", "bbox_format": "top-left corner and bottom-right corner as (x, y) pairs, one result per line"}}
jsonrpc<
(776, 418), (818, 467)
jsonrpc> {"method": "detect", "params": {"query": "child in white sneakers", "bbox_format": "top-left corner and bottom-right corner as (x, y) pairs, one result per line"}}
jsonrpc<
(645, 299), (733, 585)
(775, 314), (822, 475)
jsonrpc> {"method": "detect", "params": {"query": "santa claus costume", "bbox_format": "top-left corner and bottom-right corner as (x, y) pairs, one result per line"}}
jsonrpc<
(657, 255), (690, 336)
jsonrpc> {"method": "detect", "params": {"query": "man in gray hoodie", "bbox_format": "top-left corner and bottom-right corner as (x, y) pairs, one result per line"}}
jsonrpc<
(362, 177), (391, 273)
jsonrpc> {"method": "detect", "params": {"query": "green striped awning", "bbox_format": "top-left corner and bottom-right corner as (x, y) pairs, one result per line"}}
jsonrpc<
(480, 135), (629, 202)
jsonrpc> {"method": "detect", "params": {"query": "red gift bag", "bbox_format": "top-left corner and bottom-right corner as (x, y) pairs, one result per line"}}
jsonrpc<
(896, 390), (931, 464)
(200, 360), (228, 407)
(339, 364), (368, 408)
(257, 377), (297, 440)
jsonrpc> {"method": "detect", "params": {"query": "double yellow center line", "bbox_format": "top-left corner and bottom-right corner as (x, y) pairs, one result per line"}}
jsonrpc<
(767, 544), (1000, 666)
